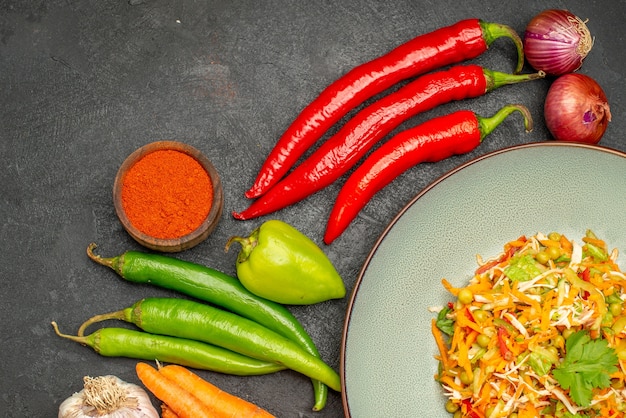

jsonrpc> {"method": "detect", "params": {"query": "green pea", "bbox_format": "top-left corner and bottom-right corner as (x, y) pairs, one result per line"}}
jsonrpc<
(536, 251), (550, 265)
(562, 327), (576, 340)
(472, 309), (488, 323)
(548, 232), (561, 242)
(445, 400), (459, 413)
(459, 370), (472, 385)
(458, 288), (474, 305)
(477, 334), (491, 348)
(610, 302), (623, 317)
(552, 334), (565, 349)
(547, 246), (561, 260)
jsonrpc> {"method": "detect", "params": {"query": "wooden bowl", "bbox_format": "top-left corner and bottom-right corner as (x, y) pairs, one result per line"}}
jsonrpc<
(113, 141), (224, 252)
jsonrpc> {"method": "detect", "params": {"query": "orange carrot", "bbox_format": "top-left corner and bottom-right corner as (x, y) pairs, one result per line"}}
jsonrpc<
(582, 235), (606, 248)
(441, 278), (460, 296)
(159, 364), (275, 418)
(559, 234), (572, 252)
(135, 362), (213, 418)
(161, 404), (180, 418)
(539, 238), (560, 248)
(431, 318), (450, 371)
(507, 238), (527, 248)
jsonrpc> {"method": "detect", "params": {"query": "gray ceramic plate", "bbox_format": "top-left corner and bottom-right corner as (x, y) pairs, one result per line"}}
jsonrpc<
(341, 142), (626, 417)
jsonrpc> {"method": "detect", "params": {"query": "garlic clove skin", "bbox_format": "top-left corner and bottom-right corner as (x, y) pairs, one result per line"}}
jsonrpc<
(58, 375), (159, 418)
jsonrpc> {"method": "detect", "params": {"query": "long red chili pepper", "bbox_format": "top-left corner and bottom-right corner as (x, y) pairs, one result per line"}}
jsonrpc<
(233, 66), (542, 221)
(244, 19), (524, 199)
(323, 104), (532, 244)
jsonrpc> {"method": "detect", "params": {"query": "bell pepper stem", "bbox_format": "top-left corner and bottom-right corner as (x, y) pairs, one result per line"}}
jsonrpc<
(225, 228), (260, 263)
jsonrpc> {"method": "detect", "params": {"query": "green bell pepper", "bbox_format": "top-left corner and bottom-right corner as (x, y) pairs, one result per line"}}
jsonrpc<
(226, 220), (346, 305)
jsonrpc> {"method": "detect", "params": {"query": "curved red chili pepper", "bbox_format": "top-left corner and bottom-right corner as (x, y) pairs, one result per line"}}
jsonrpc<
(323, 104), (532, 244)
(233, 66), (541, 221)
(244, 19), (524, 199)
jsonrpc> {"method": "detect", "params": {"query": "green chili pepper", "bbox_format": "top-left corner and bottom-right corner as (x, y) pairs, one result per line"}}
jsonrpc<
(225, 220), (346, 305)
(80, 297), (342, 392)
(51, 322), (286, 375)
(87, 243), (328, 410)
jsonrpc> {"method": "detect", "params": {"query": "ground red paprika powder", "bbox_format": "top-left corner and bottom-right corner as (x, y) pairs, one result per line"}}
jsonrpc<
(121, 149), (213, 239)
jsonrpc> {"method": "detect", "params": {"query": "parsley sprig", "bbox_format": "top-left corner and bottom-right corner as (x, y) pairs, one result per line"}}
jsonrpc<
(552, 330), (619, 407)
(435, 305), (454, 336)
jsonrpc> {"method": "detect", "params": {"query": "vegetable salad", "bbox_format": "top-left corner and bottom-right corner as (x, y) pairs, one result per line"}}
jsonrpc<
(432, 231), (626, 417)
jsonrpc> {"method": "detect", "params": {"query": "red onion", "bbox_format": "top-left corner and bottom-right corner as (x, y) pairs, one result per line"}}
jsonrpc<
(544, 73), (611, 144)
(523, 9), (593, 75)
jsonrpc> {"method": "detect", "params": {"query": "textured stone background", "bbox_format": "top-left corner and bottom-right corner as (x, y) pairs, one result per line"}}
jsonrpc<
(1, 1), (625, 416)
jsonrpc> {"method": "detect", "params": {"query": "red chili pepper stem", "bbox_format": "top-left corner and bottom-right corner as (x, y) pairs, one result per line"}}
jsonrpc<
(478, 103), (533, 139)
(480, 21), (525, 74)
(484, 68), (546, 92)
(323, 104), (532, 244)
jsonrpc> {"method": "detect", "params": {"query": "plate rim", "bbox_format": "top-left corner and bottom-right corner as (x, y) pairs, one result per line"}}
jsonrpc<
(340, 140), (626, 417)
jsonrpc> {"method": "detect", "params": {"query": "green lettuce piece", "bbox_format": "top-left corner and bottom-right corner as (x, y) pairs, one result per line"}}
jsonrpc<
(436, 305), (454, 337)
(504, 254), (543, 281)
(527, 346), (558, 376)
(527, 352), (551, 376)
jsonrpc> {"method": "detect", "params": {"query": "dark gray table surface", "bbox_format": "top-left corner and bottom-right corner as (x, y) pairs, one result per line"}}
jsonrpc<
(2, 1), (625, 417)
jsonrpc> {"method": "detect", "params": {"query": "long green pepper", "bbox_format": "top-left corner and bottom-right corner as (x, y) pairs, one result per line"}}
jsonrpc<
(81, 297), (342, 392)
(87, 243), (329, 410)
(51, 322), (286, 375)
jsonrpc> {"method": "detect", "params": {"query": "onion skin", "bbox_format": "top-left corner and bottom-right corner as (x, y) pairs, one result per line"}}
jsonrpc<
(544, 73), (611, 144)
(524, 9), (593, 76)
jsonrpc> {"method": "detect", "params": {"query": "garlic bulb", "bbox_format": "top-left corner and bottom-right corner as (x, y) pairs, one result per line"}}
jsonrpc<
(58, 375), (159, 418)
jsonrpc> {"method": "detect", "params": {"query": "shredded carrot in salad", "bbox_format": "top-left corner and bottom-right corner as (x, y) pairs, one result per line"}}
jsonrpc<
(432, 231), (626, 418)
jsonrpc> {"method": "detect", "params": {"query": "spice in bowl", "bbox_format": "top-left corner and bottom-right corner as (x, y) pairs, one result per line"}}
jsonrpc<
(113, 141), (223, 252)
